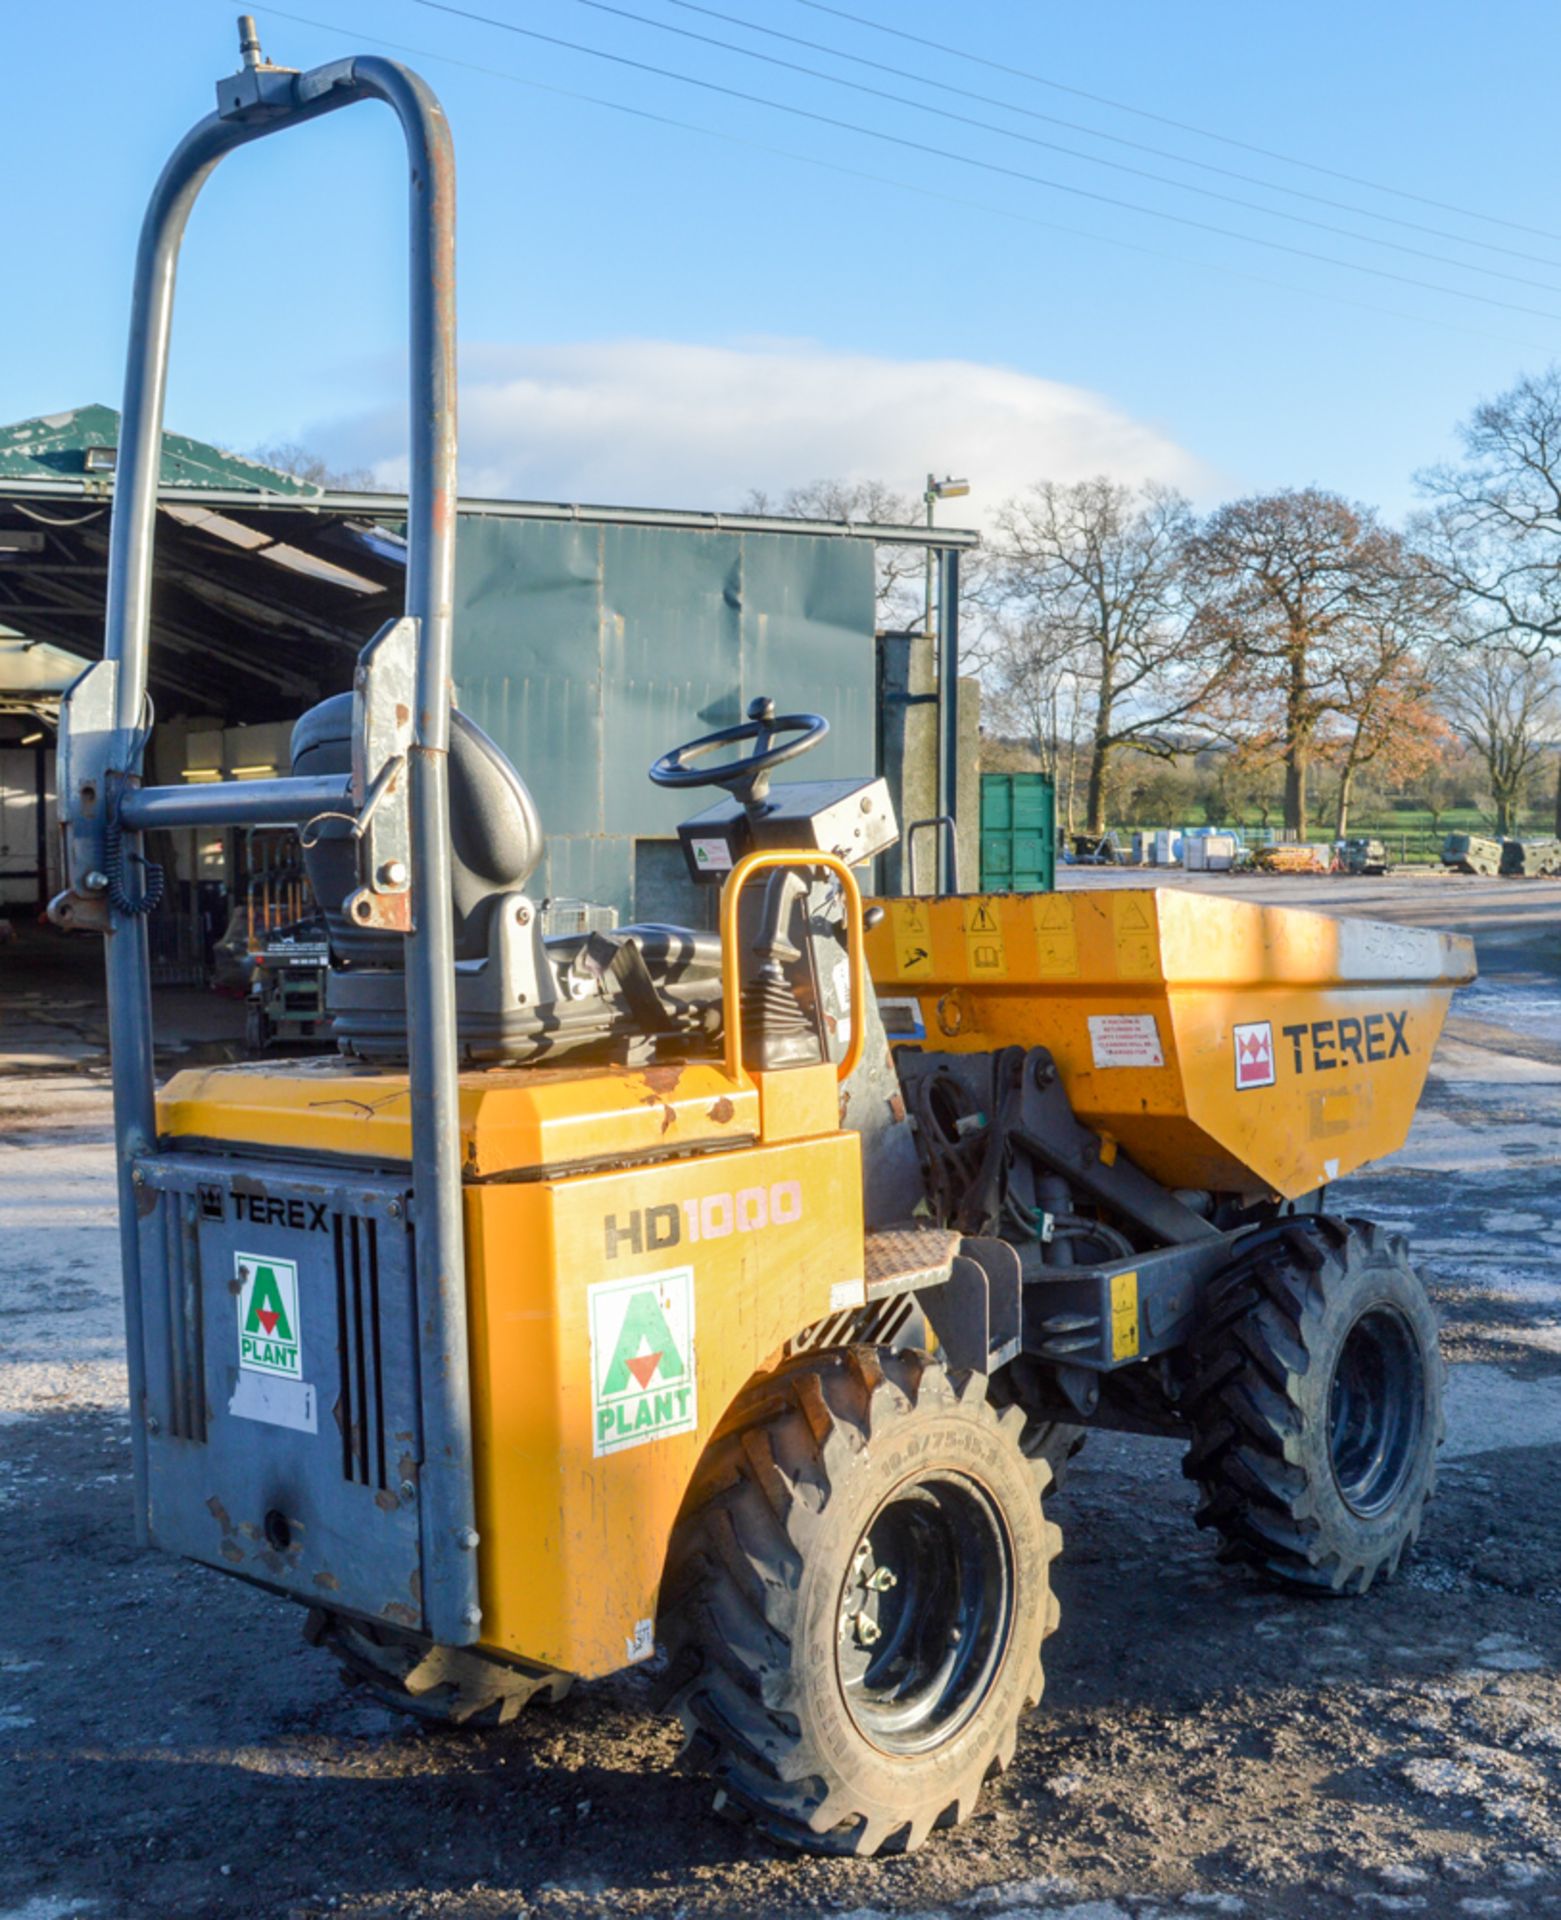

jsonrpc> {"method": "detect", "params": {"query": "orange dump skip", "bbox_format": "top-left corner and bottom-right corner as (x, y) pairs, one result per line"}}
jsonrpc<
(866, 889), (1476, 1200)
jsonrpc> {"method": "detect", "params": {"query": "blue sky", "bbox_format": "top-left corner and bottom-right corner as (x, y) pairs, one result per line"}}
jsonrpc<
(7, 0), (1559, 526)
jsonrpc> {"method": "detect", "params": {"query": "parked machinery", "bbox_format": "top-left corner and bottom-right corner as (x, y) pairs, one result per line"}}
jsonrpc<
(56, 24), (1476, 1860)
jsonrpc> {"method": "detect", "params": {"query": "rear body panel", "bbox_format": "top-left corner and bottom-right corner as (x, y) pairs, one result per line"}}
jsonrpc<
(133, 1155), (424, 1627)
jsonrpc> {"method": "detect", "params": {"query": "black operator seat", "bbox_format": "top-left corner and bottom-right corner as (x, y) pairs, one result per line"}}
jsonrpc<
(291, 692), (544, 965)
(289, 694), (721, 1011)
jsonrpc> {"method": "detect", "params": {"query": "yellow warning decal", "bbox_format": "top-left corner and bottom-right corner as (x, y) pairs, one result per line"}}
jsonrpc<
(1032, 894), (1079, 977)
(1110, 1270), (1140, 1361)
(963, 896), (1008, 977)
(891, 900), (934, 979)
(1112, 895), (1158, 980)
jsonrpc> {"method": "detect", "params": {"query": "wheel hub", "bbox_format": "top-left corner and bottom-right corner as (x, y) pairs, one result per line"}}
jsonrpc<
(1328, 1303), (1426, 1518)
(835, 1470), (1014, 1755)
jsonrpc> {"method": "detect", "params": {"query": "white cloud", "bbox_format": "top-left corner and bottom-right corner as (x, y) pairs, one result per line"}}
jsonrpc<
(320, 338), (1210, 525)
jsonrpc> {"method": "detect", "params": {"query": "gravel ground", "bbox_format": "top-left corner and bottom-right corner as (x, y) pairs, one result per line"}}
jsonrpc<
(4, 874), (1561, 1920)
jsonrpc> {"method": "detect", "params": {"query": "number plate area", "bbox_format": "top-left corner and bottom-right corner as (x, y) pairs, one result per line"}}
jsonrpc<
(133, 1154), (425, 1630)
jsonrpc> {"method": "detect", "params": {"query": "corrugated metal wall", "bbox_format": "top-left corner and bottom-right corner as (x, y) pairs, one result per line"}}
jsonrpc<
(450, 515), (878, 922)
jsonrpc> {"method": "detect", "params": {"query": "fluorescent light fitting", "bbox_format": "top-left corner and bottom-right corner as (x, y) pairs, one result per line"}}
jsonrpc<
(20, 731), (43, 745)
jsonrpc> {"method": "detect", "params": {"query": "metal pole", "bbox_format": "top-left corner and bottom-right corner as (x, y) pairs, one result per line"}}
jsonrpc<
(33, 740), (47, 913)
(102, 109), (257, 1549)
(119, 772), (352, 831)
(937, 546), (960, 893)
(370, 59), (483, 1646)
(97, 46), (477, 1642)
(923, 472), (936, 640)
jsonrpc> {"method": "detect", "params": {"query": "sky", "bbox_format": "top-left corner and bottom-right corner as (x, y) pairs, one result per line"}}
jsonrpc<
(7, 0), (1561, 530)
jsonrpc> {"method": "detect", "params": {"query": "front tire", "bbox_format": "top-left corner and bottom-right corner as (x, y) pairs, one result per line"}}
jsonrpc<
(1181, 1217), (1443, 1594)
(660, 1346), (1062, 1856)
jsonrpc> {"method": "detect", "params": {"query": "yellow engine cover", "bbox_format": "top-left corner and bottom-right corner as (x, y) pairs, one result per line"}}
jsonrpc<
(466, 1129), (863, 1674)
(866, 888), (1474, 1200)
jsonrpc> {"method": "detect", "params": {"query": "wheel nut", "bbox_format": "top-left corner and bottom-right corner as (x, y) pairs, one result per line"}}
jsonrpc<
(853, 1611), (881, 1646)
(865, 1565), (897, 1591)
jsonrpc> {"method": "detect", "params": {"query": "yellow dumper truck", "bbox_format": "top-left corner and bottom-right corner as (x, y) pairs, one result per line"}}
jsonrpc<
(57, 21), (1474, 1861)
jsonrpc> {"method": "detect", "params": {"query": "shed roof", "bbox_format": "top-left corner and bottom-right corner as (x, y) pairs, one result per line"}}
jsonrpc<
(0, 406), (978, 548)
(0, 406), (322, 495)
(0, 405), (978, 723)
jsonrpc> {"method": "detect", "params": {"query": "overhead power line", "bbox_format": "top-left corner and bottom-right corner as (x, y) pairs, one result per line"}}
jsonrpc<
(660, 0), (1561, 275)
(789, 0), (1561, 248)
(564, 0), (1561, 296)
(233, 5), (1551, 357)
(411, 0), (1561, 325)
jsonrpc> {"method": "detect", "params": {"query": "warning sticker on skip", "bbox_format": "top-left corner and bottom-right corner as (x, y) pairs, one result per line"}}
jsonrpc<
(1087, 1013), (1164, 1069)
(963, 897), (1008, 977)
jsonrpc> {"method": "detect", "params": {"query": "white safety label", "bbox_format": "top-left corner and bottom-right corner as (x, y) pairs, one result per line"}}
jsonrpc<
(229, 1371), (318, 1434)
(831, 954), (852, 1046)
(688, 836), (732, 872)
(1087, 1013), (1164, 1069)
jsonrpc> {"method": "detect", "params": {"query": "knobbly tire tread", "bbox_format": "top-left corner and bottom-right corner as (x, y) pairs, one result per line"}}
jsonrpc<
(304, 1609), (572, 1727)
(1020, 1418), (1087, 1490)
(1180, 1215), (1444, 1595)
(659, 1345), (1062, 1856)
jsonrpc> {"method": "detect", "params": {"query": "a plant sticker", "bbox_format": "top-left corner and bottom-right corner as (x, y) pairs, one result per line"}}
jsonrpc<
(588, 1267), (696, 1456)
(236, 1253), (303, 1380)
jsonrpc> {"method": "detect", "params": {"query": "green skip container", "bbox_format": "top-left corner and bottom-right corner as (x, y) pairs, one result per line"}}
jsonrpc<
(979, 771), (1057, 894)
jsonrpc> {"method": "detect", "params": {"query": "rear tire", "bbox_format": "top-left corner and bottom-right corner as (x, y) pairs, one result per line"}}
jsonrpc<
(1026, 1420), (1086, 1489)
(1181, 1216), (1443, 1594)
(660, 1346), (1062, 1856)
(305, 1609), (572, 1727)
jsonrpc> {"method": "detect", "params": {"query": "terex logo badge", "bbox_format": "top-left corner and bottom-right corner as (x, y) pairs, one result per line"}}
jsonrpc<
(1234, 1020), (1276, 1090)
(236, 1253), (303, 1379)
(588, 1269), (696, 1456)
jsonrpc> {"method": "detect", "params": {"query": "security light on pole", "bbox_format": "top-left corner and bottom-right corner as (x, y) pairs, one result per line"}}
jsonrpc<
(923, 475), (971, 636)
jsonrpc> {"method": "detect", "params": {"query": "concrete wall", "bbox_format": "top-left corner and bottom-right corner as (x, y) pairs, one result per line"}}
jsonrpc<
(876, 631), (980, 895)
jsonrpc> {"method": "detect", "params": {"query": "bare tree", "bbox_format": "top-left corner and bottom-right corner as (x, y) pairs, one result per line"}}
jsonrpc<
(1418, 366), (1561, 830)
(1206, 744), (1287, 834)
(1184, 489), (1407, 839)
(981, 614), (1093, 834)
(985, 479), (1223, 835)
(982, 613), (1080, 775)
(1411, 736), (1479, 836)
(1324, 557), (1445, 836)
(251, 441), (376, 491)
(1435, 639), (1561, 836)
(742, 478), (926, 630)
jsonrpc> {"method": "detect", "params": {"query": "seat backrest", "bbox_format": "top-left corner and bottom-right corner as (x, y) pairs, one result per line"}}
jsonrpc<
(291, 692), (544, 964)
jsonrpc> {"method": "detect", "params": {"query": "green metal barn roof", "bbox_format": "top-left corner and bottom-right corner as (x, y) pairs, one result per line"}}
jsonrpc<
(0, 406), (322, 495)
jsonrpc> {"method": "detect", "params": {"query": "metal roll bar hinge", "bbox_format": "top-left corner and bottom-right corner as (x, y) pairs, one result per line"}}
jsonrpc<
(340, 615), (419, 935)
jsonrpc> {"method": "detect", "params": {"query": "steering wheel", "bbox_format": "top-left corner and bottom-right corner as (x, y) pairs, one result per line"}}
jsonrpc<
(649, 696), (828, 807)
